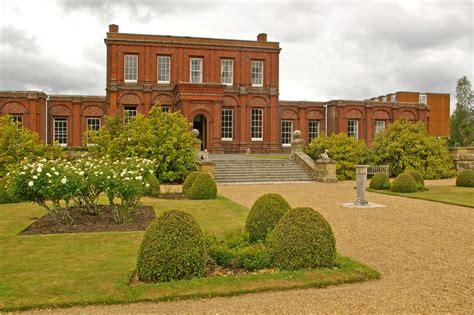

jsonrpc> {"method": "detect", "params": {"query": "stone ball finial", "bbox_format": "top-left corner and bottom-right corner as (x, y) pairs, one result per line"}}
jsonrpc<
(191, 129), (200, 137)
(293, 130), (302, 139)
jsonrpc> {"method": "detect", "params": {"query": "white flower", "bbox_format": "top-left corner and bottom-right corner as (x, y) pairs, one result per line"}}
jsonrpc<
(28, 181), (34, 187)
(19, 171), (25, 175)
(46, 173), (52, 177)
(54, 172), (59, 176)
(149, 170), (153, 174)
(51, 167), (56, 171)
(135, 176), (142, 180)
(79, 171), (84, 176)
(36, 167), (43, 173)
(120, 172), (125, 177)
(61, 177), (67, 184)
(32, 175), (38, 180)
(107, 176), (110, 179)
(145, 183), (150, 188)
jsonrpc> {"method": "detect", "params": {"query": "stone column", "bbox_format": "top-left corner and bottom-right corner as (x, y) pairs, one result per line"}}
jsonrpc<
(355, 165), (369, 205)
(290, 130), (305, 158)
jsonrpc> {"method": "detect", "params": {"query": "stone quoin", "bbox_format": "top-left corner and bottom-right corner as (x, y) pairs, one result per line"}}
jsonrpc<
(0, 24), (450, 152)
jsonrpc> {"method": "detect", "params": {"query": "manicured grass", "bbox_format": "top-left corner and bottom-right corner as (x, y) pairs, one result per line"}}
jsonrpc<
(368, 186), (474, 208)
(0, 196), (378, 311)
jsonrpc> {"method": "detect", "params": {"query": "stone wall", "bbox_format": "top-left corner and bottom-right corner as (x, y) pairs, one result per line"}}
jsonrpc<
(449, 147), (474, 170)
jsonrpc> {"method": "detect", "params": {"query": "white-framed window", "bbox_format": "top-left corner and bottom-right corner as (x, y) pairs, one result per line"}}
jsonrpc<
(10, 114), (22, 128)
(251, 108), (263, 140)
(281, 120), (293, 146)
(86, 117), (101, 131)
(419, 93), (427, 104)
(347, 120), (358, 139)
(309, 120), (320, 143)
(251, 60), (263, 86)
(390, 94), (397, 102)
(221, 59), (233, 85)
(161, 105), (170, 113)
(157, 56), (170, 83)
(86, 117), (101, 145)
(53, 118), (68, 146)
(190, 58), (203, 83)
(124, 106), (137, 123)
(221, 108), (233, 140)
(374, 120), (386, 135)
(124, 54), (138, 82)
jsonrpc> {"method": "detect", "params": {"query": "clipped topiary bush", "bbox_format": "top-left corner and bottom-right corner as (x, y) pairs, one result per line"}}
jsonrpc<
(145, 175), (161, 197)
(369, 173), (391, 190)
(270, 207), (336, 270)
(187, 173), (217, 200)
(456, 169), (474, 187)
(136, 210), (207, 282)
(207, 242), (273, 271)
(391, 173), (417, 193)
(406, 169), (425, 190)
(245, 193), (291, 243)
(182, 171), (201, 195)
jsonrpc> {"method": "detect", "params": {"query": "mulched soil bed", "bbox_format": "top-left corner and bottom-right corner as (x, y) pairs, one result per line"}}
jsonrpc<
(20, 205), (156, 235)
(156, 193), (189, 200)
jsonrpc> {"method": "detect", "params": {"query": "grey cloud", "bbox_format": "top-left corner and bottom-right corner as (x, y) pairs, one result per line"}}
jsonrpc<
(0, 26), (40, 51)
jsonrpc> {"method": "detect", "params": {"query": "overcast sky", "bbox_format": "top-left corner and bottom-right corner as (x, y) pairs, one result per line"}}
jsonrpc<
(0, 0), (472, 111)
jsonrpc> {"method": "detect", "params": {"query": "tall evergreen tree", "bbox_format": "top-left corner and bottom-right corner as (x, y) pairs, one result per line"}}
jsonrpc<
(450, 76), (474, 146)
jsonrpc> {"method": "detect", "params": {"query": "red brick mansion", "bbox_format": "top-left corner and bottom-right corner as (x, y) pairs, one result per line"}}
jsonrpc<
(0, 24), (450, 153)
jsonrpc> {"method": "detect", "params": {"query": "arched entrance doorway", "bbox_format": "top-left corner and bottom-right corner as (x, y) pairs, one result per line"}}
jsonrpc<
(193, 114), (207, 150)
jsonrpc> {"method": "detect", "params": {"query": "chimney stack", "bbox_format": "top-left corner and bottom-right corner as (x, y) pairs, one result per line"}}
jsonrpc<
(257, 33), (267, 42)
(109, 24), (119, 33)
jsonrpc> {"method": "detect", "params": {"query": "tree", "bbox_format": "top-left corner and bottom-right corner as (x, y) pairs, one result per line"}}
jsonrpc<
(370, 120), (453, 179)
(0, 115), (47, 177)
(87, 105), (196, 182)
(450, 76), (474, 146)
(305, 133), (367, 180)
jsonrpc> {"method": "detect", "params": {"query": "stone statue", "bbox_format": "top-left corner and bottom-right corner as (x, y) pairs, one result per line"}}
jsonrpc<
(320, 149), (330, 160)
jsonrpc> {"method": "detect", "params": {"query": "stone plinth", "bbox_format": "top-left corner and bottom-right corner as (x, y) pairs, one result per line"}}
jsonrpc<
(197, 160), (215, 177)
(314, 159), (337, 183)
(355, 165), (369, 205)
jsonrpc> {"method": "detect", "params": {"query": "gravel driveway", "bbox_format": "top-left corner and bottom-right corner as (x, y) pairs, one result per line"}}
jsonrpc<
(35, 179), (473, 314)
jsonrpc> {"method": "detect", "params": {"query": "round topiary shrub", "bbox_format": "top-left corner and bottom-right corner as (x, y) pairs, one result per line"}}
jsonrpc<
(405, 169), (424, 190)
(391, 173), (417, 193)
(456, 169), (474, 187)
(369, 173), (391, 190)
(182, 171), (201, 195)
(145, 175), (161, 197)
(187, 173), (217, 200)
(270, 207), (336, 270)
(245, 193), (291, 243)
(136, 210), (207, 282)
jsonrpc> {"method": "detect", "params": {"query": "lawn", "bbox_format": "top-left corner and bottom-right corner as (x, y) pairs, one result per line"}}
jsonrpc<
(368, 186), (474, 208)
(0, 196), (379, 311)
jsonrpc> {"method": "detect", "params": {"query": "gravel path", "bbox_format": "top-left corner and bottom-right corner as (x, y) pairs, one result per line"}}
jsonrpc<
(34, 179), (473, 314)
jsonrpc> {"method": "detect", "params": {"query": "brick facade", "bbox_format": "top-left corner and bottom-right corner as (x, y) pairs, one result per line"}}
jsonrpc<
(0, 24), (450, 151)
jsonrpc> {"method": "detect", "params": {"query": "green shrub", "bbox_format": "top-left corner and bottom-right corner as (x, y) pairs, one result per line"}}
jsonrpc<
(245, 193), (291, 243)
(182, 171), (201, 195)
(270, 207), (336, 270)
(187, 173), (217, 200)
(136, 210), (207, 282)
(87, 106), (196, 183)
(222, 229), (249, 249)
(305, 133), (367, 180)
(405, 169), (424, 190)
(0, 115), (65, 177)
(145, 175), (161, 197)
(235, 244), (273, 271)
(456, 169), (474, 187)
(370, 120), (453, 179)
(390, 173), (417, 193)
(0, 177), (17, 204)
(369, 173), (391, 190)
(208, 243), (273, 271)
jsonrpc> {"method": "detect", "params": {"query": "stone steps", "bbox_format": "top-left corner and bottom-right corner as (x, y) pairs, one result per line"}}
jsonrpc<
(213, 158), (314, 183)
